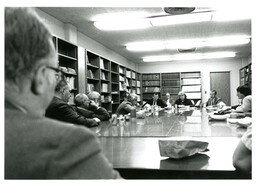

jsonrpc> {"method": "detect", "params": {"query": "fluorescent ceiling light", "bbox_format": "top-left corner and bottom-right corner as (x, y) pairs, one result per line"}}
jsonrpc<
(94, 19), (151, 31)
(126, 35), (250, 52)
(126, 41), (165, 51)
(143, 52), (236, 62)
(150, 12), (212, 26)
(212, 10), (251, 21)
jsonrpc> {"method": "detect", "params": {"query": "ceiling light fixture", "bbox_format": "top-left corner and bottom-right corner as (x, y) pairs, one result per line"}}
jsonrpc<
(126, 35), (250, 52)
(149, 12), (212, 26)
(94, 19), (151, 31)
(143, 52), (236, 62)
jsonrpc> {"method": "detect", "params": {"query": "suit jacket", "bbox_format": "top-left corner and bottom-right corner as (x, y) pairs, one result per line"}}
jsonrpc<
(74, 105), (110, 121)
(45, 96), (97, 127)
(5, 101), (121, 179)
(174, 98), (194, 106)
(142, 98), (167, 108)
(116, 101), (134, 115)
(206, 97), (222, 106)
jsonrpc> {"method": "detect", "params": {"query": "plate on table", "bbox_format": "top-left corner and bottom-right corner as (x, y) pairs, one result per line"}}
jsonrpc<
(227, 117), (252, 127)
(206, 106), (218, 111)
(208, 113), (230, 121)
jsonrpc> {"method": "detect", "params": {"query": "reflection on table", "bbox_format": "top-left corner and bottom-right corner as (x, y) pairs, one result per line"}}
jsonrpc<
(91, 108), (247, 137)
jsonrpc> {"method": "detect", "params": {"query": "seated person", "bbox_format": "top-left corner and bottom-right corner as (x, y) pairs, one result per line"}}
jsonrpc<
(205, 90), (224, 107)
(233, 125), (251, 173)
(74, 93), (110, 121)
(232, 85), (252, 113)
(45, 79), (100, 127)
(165, 93), (172, 107)
(116, 93), (146, 118)
(88, 91), (101, 106)
(142, 93), (167, 108)
(174, 91), (194, 107)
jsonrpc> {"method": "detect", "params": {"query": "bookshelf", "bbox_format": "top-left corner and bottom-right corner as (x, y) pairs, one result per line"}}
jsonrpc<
(53, 37), (78, 104)
(180, 72), (201, 104)
(100, 58), (111, 112)
(161, 72), (181, 105)
(86, 51), (100, 93)
(240, 63), (252, 88)
(136, 73), (142, 103)
(142, 73), (161, 102)
(111, 62), (120, 113)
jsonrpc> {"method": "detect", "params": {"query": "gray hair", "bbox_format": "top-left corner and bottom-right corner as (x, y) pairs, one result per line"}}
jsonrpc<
(75, 93), (89, 107)
(5, 7), (53, 83)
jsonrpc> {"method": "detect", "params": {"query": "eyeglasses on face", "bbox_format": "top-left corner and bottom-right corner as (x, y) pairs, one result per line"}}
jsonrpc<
(45, 66), (63, 81)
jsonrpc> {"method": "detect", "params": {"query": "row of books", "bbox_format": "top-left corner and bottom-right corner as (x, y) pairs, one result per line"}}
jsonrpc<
(181, 78), (201, 85)
(162, 80), (180, 86)
(143, 87), (160, 93)
(181, 85), (201, 92)
(142, 81), (160, 86)
(132, 80), (136, 86)
(101, 95), (112, 103)
(161, 87), (180, 94)
(99, 58), (109, 70)
(101, 71), (109, 80)
(161, 73), (180, 80)
(181, 72), (200, 78)
(142, 74), (160, 80)
(101, 83), (109, 92)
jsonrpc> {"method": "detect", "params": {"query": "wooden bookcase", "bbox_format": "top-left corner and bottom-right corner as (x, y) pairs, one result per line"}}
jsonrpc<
(161, 72), (181, 105)
(53, 36), (78, 104)
(142, 71), (202, 105)
(142, 73), (161, 102)
(180, 72), (201, 104)
(110, 62), (120, 113)
(240, 63), (252, 88)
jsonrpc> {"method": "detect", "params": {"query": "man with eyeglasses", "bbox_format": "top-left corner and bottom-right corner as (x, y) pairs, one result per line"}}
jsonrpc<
(5, 7), (121, 179)
(45, 79), (101, 127)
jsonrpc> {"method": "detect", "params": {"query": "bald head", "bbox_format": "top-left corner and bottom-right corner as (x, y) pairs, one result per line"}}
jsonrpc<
(75, 93), (90, 108)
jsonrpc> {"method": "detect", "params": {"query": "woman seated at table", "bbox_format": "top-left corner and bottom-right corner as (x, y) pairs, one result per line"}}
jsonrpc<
(232, 85), (252, 113)
(174, 91), (194, 107)
(116, 93), (146, 118)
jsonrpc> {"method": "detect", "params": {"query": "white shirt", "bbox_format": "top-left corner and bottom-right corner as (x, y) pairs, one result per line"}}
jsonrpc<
(236, 95), (252, 112)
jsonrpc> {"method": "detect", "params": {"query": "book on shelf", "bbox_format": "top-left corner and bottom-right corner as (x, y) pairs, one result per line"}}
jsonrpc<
(99, 58), (104, 69)
(132, 89), (136, 94)
(119, 82), (124, 91)
(66, 76), (75, 89)
(182, 78), (201, 85)
(126, 78), (129, 86)
(119, 66), (124, 74)
(119, 75), (124, 82)
(137, 88), (141, 94)
(132, 80), (136, 86)
(132, 72), (136, 79)
(67, 67), (76, 74)
(182, 85), (201, 92)
(186, 92), (201, 99)
(126, 70), (131, 78)
(101, 83), (109, 92)
(87, 83), (95, 93)
(87, 69), (94, 78)
(137, 80), (141, 87)
(137, 96), (141, 102)
(101, 71), (106, 80)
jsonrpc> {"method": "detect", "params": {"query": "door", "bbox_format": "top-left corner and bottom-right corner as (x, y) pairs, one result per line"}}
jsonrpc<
(210, 72), (231, 106)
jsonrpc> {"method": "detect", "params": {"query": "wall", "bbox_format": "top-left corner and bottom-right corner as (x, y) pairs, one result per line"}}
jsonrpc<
(138, 58), (244, 105)
(35, 8), (136, 70)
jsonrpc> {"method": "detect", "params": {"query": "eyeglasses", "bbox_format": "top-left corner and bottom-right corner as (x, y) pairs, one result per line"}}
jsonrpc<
(46, 66), (63, 81)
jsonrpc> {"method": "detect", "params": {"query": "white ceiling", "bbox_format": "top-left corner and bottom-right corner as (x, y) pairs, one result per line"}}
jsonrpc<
(38, 7), (251, 63)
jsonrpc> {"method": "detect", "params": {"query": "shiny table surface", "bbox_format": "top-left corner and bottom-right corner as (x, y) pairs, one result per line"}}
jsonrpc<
(90, 108), (250, 179)
(90, 108), (247, 137)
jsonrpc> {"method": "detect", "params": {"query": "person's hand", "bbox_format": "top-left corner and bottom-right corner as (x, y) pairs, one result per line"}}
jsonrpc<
(93, 117), (101, 123)
(90, 100), (99, 108)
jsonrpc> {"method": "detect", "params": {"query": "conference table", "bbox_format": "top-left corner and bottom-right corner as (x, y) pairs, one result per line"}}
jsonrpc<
(90, 107), (251, 179)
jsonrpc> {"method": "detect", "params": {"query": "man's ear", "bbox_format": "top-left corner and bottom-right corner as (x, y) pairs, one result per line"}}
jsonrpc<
(31, 66), (47, 95)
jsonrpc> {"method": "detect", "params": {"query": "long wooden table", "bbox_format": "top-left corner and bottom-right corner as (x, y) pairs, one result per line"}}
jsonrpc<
(90, 108), (251, 179)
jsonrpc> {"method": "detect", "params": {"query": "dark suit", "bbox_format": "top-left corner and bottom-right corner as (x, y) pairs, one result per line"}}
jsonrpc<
(5, 101), (121, 179)
(174, 98), (194, 106)
(45, 96), (97, 127)
(142, 98), (167, 108)
(74, 105), (110, 121)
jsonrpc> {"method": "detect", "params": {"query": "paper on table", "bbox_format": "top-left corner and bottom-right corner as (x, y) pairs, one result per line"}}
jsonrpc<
(159, 140), (209, 159)
(227, 117), (252, 127)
